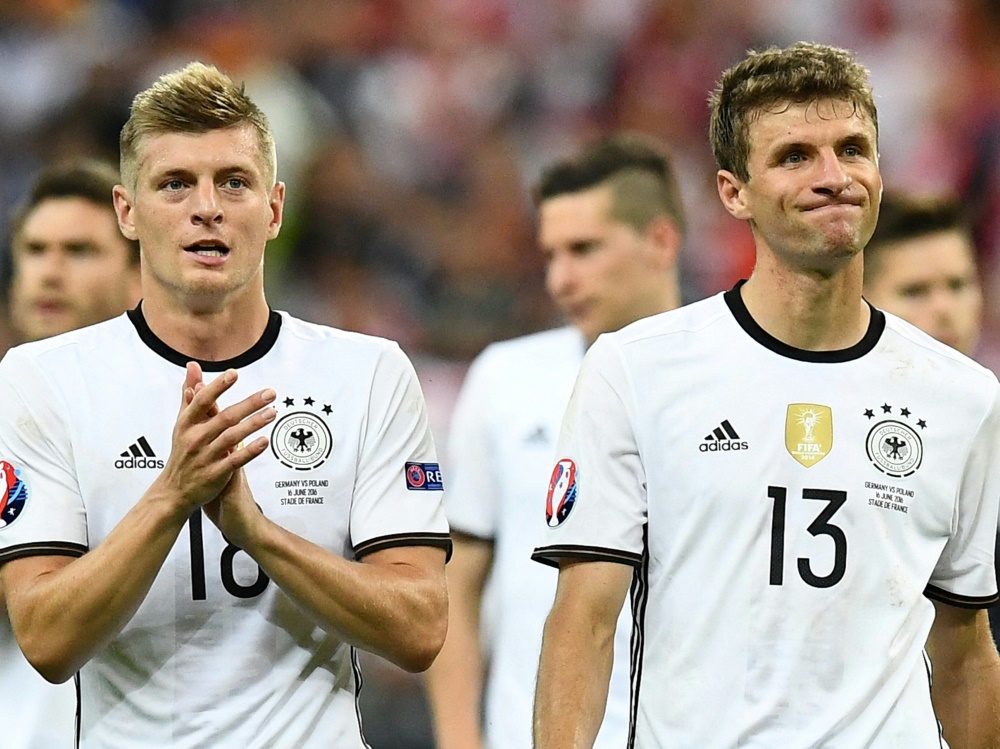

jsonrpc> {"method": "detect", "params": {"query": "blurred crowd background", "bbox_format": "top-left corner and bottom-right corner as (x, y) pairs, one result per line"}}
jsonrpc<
(4, 0), (1000, 746)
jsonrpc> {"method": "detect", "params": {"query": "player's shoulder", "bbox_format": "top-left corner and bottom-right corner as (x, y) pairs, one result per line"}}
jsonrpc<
(881, 311), (999, 390)
(0, 313), (133, 371)
(473, 326), (584, 372)
(602, 293), (729, 350)
(277, 311), (403, 356)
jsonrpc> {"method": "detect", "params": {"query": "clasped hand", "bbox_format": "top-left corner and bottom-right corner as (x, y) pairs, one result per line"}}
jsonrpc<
(157, 362), (276, 548)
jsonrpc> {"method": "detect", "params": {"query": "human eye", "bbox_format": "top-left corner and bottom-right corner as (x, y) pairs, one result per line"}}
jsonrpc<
(161, 178), (185, 191)
(570, 240), (599, 257)
(780, 150), (804, 166)
(900, 283), (930, 299)
(66, 243), (96, 258)
(224, 176), (247, 189)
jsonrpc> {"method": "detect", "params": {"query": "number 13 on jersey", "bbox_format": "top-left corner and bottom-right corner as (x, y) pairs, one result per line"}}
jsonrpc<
(768, 485), (847, 589)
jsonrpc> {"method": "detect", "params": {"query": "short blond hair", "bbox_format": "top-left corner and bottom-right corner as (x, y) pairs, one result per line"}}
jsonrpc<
(709, 42), (877, 182)
(120, 62), (276, 191)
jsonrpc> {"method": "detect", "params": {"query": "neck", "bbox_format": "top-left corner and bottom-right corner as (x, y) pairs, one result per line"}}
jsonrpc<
(740, 255), (869, 351)
(140, 286), (271, 362)
(584, 280), (683, 347)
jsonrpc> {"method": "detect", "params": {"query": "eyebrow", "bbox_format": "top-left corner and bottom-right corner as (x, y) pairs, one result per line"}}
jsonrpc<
(149, 164), (256, 182)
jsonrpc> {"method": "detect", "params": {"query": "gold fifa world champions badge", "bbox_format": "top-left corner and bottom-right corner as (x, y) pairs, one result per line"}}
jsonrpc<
(785, 404), (833, 467)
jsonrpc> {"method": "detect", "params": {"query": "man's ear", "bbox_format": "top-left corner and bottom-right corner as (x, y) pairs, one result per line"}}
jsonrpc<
(717, 170), (751, 221)
(113, 185), (139, 242)
(266, 181), (285, 240)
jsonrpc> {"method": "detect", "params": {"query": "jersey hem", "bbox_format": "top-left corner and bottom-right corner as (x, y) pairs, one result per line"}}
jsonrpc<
(531, 544), (642, 569)
(0, 541), (87, 565)
(924, 584), (999, 609)
(354, 532), (453, 561)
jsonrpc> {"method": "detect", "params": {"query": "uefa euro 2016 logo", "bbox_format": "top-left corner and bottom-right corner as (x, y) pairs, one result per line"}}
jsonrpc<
(546, 458), (578, 528)
(0, 460), (28, 529)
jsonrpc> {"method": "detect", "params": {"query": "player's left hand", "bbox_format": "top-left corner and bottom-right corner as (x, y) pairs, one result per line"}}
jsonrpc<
(202, 466), (265, 551)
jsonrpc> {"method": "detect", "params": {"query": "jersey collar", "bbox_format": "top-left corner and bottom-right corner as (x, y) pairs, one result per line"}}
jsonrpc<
(127, 302), (282, 371)
(724, 279), (885, 363)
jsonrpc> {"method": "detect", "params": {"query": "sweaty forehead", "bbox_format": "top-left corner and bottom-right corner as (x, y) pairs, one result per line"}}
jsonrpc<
(753, 99), (874, 134)
(747, 100), (876, 156)
(137, 126), (268, 180)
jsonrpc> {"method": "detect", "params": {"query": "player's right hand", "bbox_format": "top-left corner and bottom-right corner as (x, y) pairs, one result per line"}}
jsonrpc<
(155, 362), (276, 514)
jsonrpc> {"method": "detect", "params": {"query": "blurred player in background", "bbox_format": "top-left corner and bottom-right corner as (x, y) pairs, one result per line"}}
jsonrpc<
(7, 159), (142, 345)
(533, 42), (1000, 748)
(0, 158), (141, 749)
(863, 189), (1000, 653)
(425, 133), (685, 749)
(863, 191), (983, 358)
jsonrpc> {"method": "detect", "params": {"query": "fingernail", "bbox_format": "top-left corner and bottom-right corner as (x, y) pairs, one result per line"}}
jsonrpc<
(262, 389), (276, 402)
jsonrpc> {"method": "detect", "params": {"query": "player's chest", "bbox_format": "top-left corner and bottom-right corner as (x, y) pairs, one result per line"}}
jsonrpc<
(638, 373), (964, 536)
(70, 373), (367, 543)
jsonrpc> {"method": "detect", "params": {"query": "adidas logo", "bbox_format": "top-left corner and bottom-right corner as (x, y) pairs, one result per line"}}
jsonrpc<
(699, 420), (749, 452)
(115, 436), (165, 469)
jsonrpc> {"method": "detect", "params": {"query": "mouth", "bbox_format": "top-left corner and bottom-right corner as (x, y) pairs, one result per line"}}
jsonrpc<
(32, 300), (68, 316)
(184, 240), (231, 257)
(804, 200), (862, 212)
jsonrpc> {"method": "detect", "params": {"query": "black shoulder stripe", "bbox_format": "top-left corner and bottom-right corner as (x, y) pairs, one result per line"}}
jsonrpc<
(0, 541), (87, 566)
(924, 584), (999, 609)
(354, 532), (453, 562)
(531, 544), (643, 569)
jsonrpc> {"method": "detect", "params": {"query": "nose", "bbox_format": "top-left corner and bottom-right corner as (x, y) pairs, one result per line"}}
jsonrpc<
(814, 149), (852, 194)
(546, 252), (576, 300)
(191, 180), (223, 225)
(34, 248), (68, 284)
(929, 287), (957, 320)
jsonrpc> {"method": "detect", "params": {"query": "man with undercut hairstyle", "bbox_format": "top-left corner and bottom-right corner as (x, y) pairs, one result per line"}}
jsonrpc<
(425, 132), (685, 749)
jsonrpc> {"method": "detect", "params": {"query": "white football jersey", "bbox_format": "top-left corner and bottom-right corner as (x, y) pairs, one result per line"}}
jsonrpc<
(0, 615), (76, 748)
(0, 308), (450, 749)
(446, 327), (632, 749)
(534, 285), (1000, 748)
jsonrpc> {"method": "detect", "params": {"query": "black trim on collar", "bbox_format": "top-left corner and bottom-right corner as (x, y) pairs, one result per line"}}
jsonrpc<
(724, 279), (885, 363)
(127, 302), (282, 371)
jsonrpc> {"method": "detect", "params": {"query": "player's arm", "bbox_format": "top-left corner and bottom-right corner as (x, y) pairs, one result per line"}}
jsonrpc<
(534, 559), (632, 749)
(0, 364), (275, 683)
(210, 482), (448, 672)
(926, 601), (1000, 749)
(205, 343), (450, 672)
(425, 532), (494, 749)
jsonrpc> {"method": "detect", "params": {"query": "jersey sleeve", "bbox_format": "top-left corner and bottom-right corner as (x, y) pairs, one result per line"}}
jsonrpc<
(0, 347), (88, 564)
(925, 381), (1000, 608)
(350, 341), (451, 560)
(441, 347), (501, 540)
(532, 335), (645, 569)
